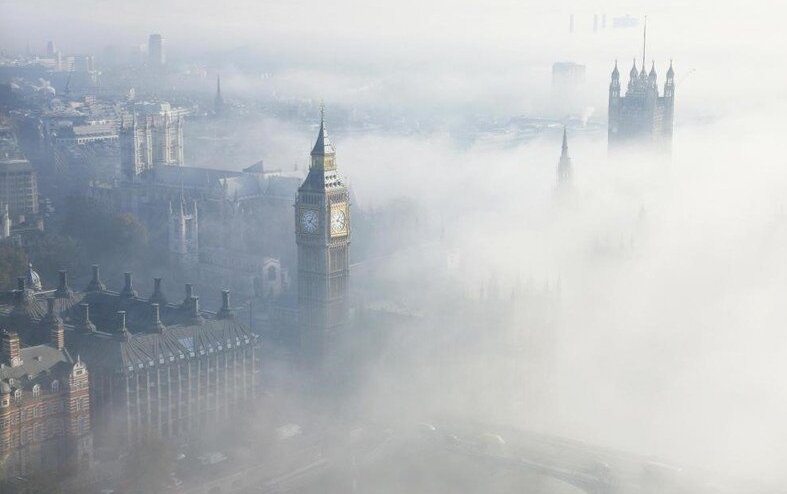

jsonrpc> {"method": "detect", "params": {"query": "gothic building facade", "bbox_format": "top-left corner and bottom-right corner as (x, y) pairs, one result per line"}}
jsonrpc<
(608, 58), (675, 153)
(295, 113), (350, 356)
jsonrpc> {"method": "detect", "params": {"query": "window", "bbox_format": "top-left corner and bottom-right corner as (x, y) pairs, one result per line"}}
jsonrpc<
(51, 380), (59, 393)
(267, 266), (277, 281)
(32, 385), (40, 398)
(14, 390), (21, 404)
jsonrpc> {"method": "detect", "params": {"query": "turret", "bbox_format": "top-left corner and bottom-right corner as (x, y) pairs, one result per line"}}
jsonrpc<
(664, 59), (675, 98)
(609, 60), (620, 96)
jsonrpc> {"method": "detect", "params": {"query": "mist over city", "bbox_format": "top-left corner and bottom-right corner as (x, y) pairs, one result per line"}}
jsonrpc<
(0, 1), (785, 493)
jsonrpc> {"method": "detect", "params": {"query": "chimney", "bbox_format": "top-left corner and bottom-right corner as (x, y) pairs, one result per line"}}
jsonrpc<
(150, 303), (166, 333)
(116, 311), (129, 339)
(150, 277), (167, 305)
(187, 296), (203, 324)
(47, 298), (64, 350)
(184, 283), (193, 303)
(1, 331), (22, 367)
(78, 303), (96, 333)
(120, 272), (137, 298)
(54, 270), (72, 298)
(216, 289), (233, 320)
(86, 264), (106, 292)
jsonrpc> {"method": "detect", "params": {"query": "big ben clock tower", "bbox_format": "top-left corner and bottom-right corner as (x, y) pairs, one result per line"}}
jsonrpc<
(295, 108), (350, 355)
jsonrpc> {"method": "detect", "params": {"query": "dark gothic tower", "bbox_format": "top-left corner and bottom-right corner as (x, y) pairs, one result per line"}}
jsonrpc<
(295, 108), (350, 355)
(557, 127), (572, 189)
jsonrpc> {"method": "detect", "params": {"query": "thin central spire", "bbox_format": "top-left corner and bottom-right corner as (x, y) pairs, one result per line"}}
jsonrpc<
(642, 15), (647, 71)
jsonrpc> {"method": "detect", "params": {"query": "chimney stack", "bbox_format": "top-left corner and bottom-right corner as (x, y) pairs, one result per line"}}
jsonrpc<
(116, 311), (129, 339)
(150, 277), (167, 305)
(86, 264), (106, 292)
(187, 296), (203, 324)
(216, 289), (233, 319)
(184, 283), (193, 303)
(54, 270), (72, 298)
(150, 303), (166, 333)
(120, 272), (137, 298)
(78, 303), (96, 333)
(47, 298), (65, 350)
(1, 331), (22, 367)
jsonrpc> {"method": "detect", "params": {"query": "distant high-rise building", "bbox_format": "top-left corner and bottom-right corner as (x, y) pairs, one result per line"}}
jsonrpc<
(295, 109), (350, 356)
(551, 62), (586, 115)
(46, 40), (56, 57)
(148, 33), (165, 68)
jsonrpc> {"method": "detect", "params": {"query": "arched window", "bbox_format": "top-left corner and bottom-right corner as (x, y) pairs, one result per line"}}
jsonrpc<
(51, 380), (59, 393)
(32, 385), (40, 398)
(14, 390), (21, 403)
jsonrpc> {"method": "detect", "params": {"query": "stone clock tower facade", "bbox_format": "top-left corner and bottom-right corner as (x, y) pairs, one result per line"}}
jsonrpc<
(295, 111), (350, 355)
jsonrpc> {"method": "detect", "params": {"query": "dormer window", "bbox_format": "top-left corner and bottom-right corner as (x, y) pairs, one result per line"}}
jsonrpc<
(32, 384), (40, 397)
(14, 390), (21, 403)
(51, 380), (59, 393)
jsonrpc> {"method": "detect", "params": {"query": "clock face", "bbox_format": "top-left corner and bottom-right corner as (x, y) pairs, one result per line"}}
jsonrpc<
(330, 205), (347, 236)
(300, 209), (319, 233)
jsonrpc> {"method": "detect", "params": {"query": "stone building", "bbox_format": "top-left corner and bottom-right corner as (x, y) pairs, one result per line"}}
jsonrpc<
(607, 56), (675, 152)
(0, 267), (261, 451)
(295, 111), (351, 356)
(0, 327), (93, 479)
(64, 271), (260, 449)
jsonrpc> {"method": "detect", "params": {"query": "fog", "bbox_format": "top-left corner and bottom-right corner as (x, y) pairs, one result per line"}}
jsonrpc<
(3, 0), (787, 491)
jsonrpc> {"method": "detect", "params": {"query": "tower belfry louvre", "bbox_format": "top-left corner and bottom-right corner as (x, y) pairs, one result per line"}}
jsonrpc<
(295, 108), (351, 356)
(607, 20), (675, 153)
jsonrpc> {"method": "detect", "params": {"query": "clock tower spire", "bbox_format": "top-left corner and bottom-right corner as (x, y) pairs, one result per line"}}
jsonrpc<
(295, 107), (350, 357)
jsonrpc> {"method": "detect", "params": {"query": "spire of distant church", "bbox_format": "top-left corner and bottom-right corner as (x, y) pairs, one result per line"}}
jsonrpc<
(214, 73), (224, 115)
(557, 127), (572, 188)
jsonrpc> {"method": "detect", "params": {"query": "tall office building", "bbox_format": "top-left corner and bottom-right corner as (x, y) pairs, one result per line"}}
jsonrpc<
(148, 34), (165, 68)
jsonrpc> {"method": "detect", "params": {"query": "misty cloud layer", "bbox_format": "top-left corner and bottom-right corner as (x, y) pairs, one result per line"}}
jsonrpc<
(4, 0), (787, 488)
